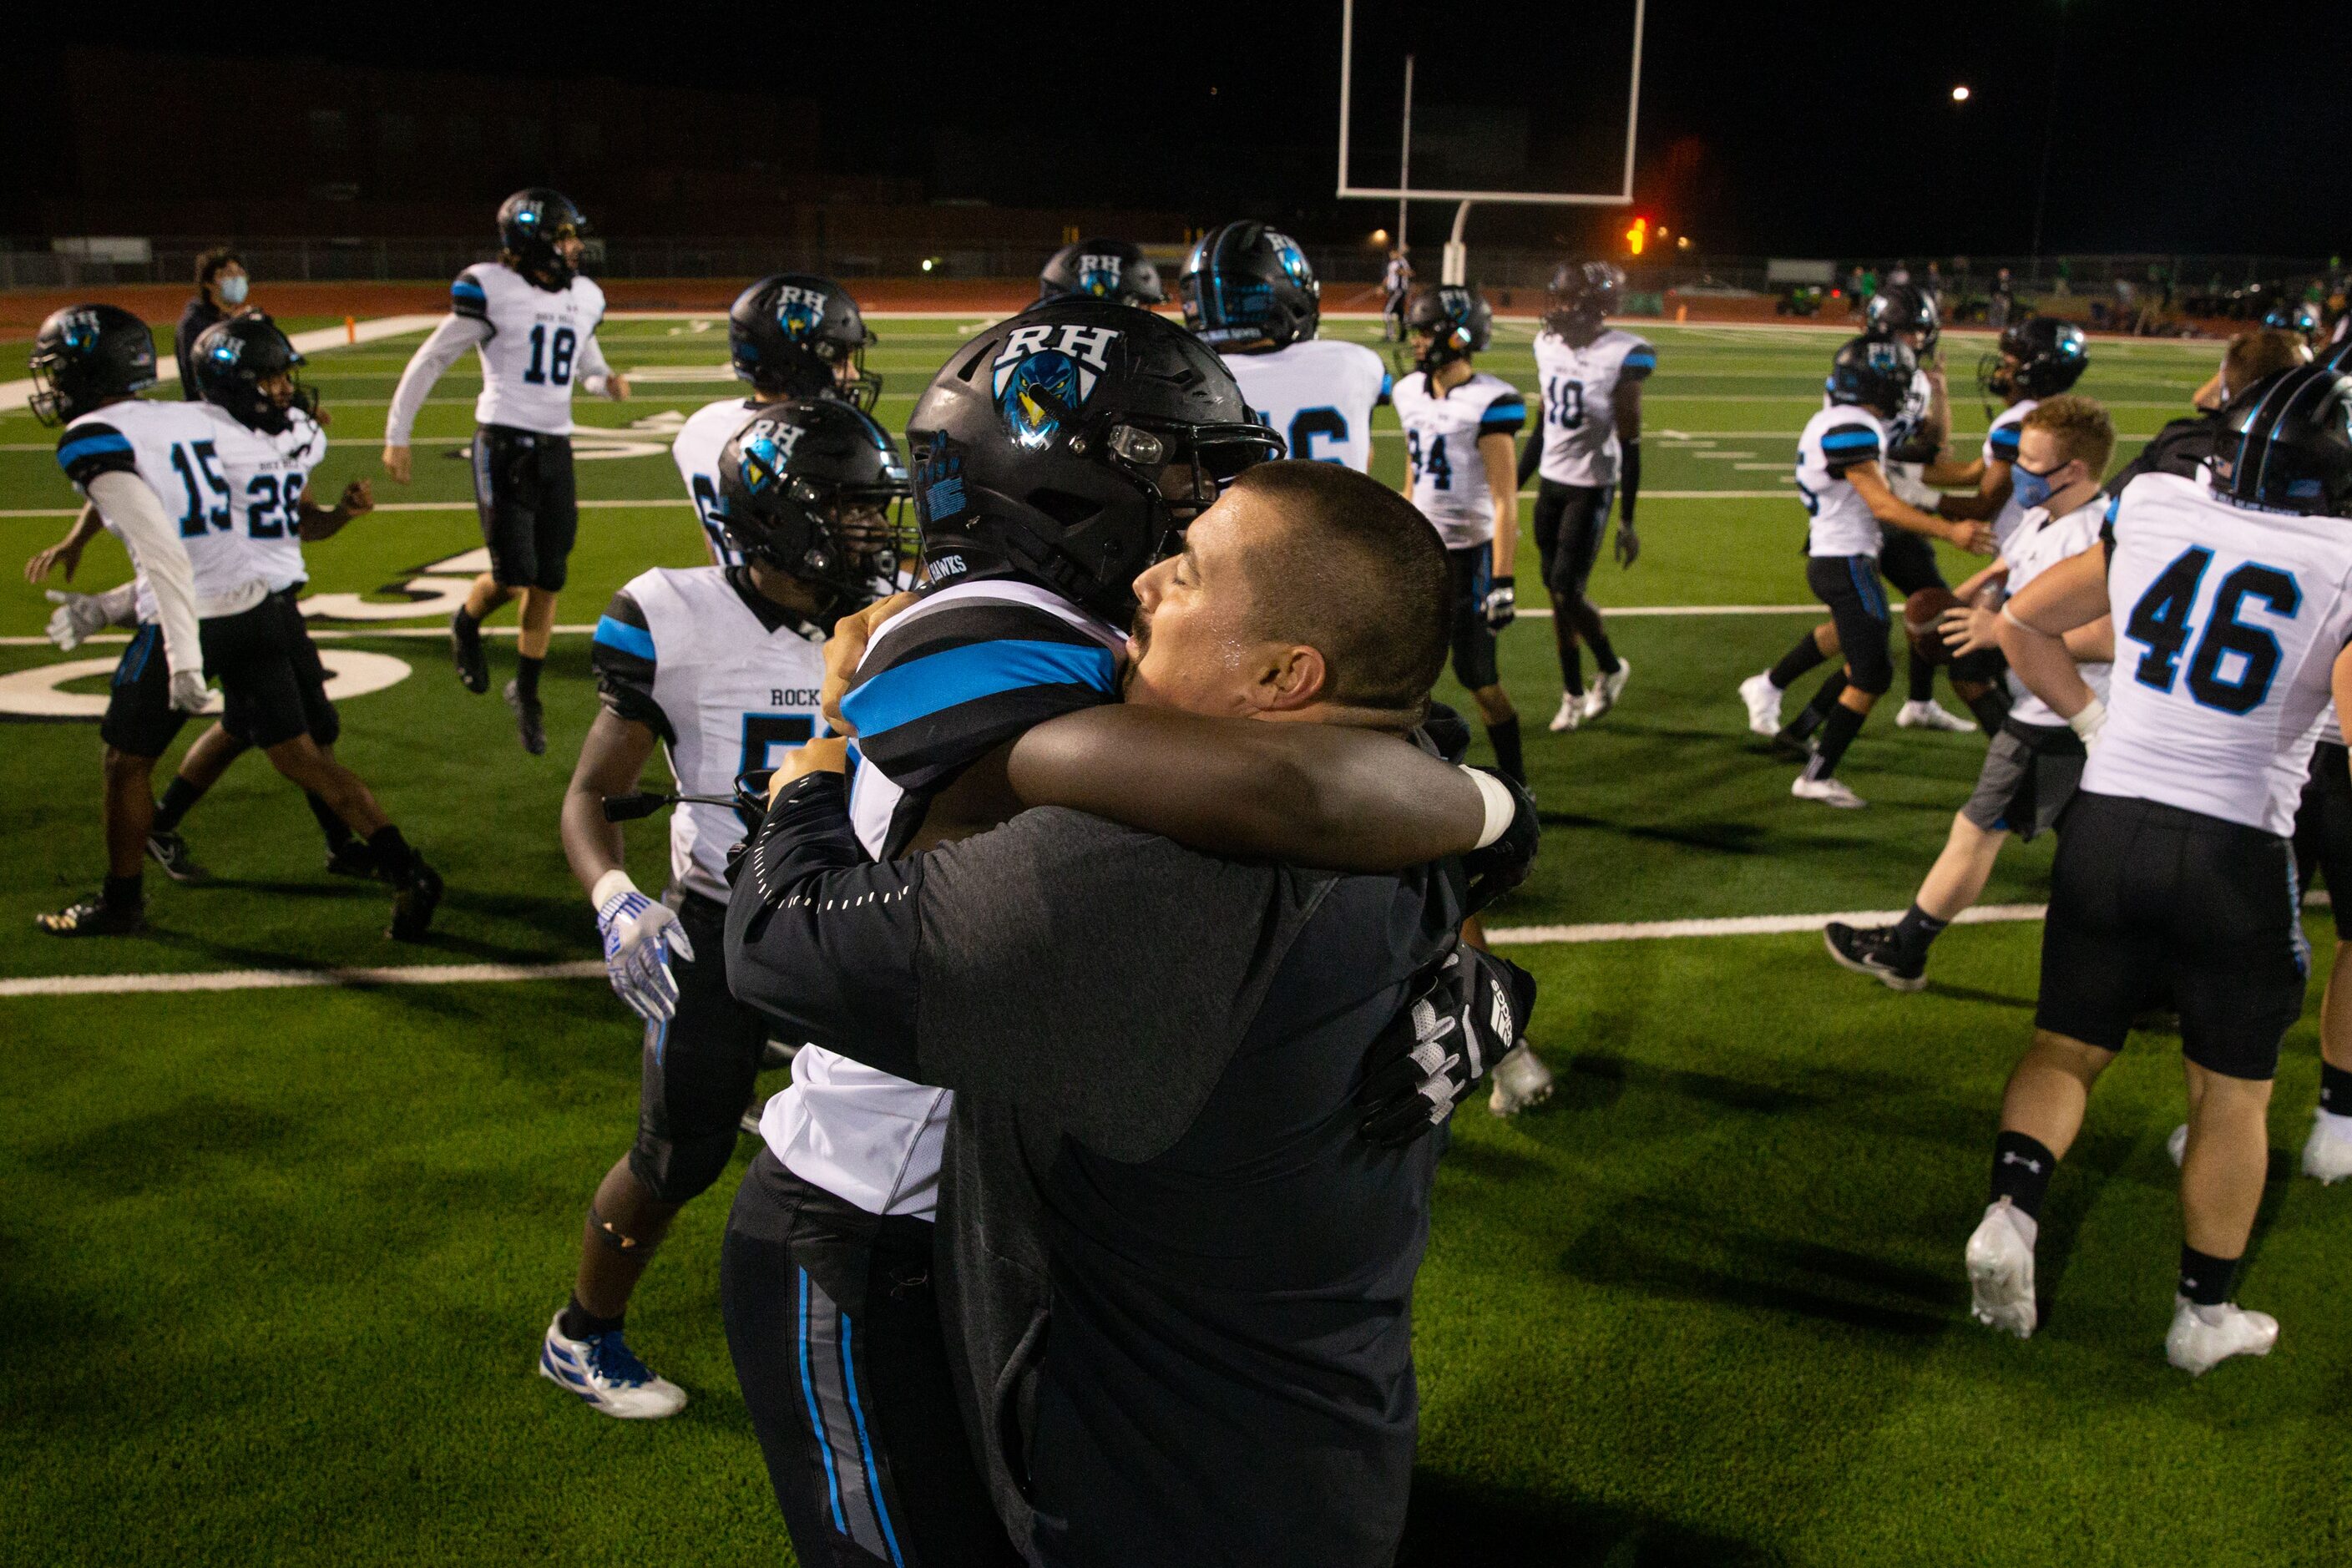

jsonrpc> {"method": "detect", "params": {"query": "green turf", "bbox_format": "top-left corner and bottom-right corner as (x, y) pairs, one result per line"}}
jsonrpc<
(3, 316), (2345, 1565)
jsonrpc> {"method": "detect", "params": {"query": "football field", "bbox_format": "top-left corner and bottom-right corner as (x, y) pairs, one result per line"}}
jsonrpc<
(3, 311), (2347, 1565)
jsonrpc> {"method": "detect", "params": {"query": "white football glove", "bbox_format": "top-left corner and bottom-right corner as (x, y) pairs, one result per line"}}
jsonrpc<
(596, 880), (695, 1022)
(1483, 576), (1517, 631)
(44, 589), (112, 651)
(169, 670), (211, 713)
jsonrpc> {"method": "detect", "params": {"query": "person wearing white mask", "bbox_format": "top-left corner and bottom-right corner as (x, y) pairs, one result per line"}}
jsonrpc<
(177, 247), (251, 397)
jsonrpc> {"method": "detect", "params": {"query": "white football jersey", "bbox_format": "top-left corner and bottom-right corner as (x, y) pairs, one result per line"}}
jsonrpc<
(1391, 368), (1528, 547)
(1983, 398), (2037, 549)
(2086, 473), (2352, 836)
(58, 399), (269, 621)
(1884, 368), (1941, 507)
(1223, 339), (1390, 473)
(198, 404), (328, 594)
(1796, 404), (1889, 557)
(670, 395), (766, 566)
(2000, 493), (2109, 727)
(452, 262), (609, 435)
(1532, 327), (1655, 487)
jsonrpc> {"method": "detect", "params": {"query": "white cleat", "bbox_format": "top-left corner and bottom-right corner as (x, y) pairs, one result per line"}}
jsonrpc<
(1897, 699), (1975, 732)
(1581, 660), (1631, 723)
(1548, 691), (1583, 733)
(1965, 1198), (2039, 1339)
(539, 1312), (689, 1419)
(1738, 672), (1784, 736)
(2167, 1123), (2189, 1168)
(2165, 1298), (2279, 1377)
(1488, 1042), (1555, 1117)
(2303, 1112), (2352, 1184)
(1791, 774), (1868, 809)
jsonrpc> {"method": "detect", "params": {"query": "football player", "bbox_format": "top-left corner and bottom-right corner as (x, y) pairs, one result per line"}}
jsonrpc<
(1823, 397), (2117, 987)
(670, 274), (878, 566)
(2263, 296), (2322, 350)
(1179, 220), (1390, 473)
(1761, 336), (1992, 808)
(1927, 315), (2091, 551)
(1972, 362), (2352, 1374)
(1037, 238), (1165, 308)
(1522, 260), (1652, 731)
(382, 189), (629, 755)
(542, 399), (911, 1421)
(1392, 284), (1529, 783)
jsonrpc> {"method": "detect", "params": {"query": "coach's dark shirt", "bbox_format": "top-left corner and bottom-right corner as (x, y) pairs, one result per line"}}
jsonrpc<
(2110, 411), (2223, 493)
(175, 296), (225, 399)
(726, 773), (1469, 1568)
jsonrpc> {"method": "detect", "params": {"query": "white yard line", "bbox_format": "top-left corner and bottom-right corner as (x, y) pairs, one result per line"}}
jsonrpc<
(0, 960), (606, 999)
(1485, 903), (2047, 946)
(0, 316), (444, 414)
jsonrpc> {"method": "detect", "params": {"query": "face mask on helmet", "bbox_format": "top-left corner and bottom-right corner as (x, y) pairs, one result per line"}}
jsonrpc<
(718, 409), (915, 606)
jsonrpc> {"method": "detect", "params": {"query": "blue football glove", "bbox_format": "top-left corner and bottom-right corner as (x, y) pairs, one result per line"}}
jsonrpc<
(596, 888), (695, 1022)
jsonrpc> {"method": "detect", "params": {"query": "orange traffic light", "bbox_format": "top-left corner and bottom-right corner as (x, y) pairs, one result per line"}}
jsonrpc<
(1625, 216), (1648, 256)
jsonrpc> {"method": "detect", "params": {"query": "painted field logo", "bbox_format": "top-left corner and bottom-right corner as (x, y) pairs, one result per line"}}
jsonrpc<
(991, 324), (1121, 448)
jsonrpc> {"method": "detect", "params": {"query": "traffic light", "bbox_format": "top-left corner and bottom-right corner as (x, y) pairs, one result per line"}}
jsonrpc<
(1625, 215), (1648, 256)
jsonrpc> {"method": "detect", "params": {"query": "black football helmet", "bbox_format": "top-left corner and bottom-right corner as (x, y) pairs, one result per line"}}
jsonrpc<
(1864, 283), (1940, 355)
(191, 313), (318, 435)
(2208, 364), (2352, 517)
(26, 303), (157, 427)
(1405, 285), (1493, 375)
(1980, 314), (2090, 408)
(904, 298), (1284, 627)
(497, 188), (589, 290)
(1178, 221), (1322, 351)
(1039, 240), (1165, 308)
(2263, 298), (2322, 344)
(716, 401), (915, 609)
(728, 274), (879, 412)
(1825, 336), (1918, 419)
(1544, 260), (1624, 336)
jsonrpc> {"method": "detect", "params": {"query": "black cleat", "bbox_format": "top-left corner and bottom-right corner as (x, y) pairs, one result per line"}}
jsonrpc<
(145, 830), (208, 883)
(37, 894), (145, 938)
(451, 612), (489, 695)
(325, 839), (382, 880)
(1823, 923), (1927, 992)
(1769, 726), (1818, 763)
(389, 855), (444, 941)
(504, 678), (547, 756)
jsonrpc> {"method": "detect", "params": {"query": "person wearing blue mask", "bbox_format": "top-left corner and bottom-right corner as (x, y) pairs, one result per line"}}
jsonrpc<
(177, 247), (251, 398)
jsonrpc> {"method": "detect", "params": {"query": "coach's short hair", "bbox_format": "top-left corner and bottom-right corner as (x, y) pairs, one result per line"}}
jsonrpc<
(1227, 460), (1450, 712)
(2224, 329), (2309, 397)
(195, 246), (245, 291)
(2023, 394), (2116, 477)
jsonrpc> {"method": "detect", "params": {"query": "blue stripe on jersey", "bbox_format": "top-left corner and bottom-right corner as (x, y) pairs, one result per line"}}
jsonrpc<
(1623, 348), (1658, 370)
(1479, 396), (1527, 433)
(1988, 426), (2023, 458)
(841, 638), (1118, 739)
(594, 615), (657, 660)
(57, 432), (133, 471)
(1822, 432), (1880, 450)
(452, 279), (488, 302)
(1378, 372), (1394, 404)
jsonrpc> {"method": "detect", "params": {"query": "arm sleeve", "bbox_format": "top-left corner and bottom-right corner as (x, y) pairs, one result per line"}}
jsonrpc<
(576, 328), (613, 396)
(85, 471), (202, 679)
(383, 314), (491, 446)
(1516, 430), (1542, 487)
(1620, 438), (1641, 524)
(590, 589), (673, 743)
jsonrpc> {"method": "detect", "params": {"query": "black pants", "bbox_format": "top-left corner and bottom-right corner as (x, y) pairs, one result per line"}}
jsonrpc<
(471, 424), (579, 590)
(630, 892), (771, 1205)
(99, 596), (314, 757)
(1532, 479), (1613, 605)
(2294, 741), (2352, 939)
(722, 1150), (1021, 1568)
(1443, 545), (1500, 690)
(1805, 553), (1894, 695)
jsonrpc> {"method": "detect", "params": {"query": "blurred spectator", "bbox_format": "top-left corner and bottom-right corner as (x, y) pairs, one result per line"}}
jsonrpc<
(1989, 267), (2014, 329)
(2053, 257), (2072, 297)
(178, 247), (251, 398)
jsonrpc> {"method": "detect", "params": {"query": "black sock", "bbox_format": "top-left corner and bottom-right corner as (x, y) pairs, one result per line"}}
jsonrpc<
(1990, 1130), (2058, 1220)
(103, 873), (144, 911)
(2319, 1062), (2352, 1116)
(515, 655), (544, 702)
(1907, 648), (1937, 704)
(1560, 642), (1586, 697)
(150, 776), (205, 835)
(2178, 1245), (2237, 1308)
(1590, 635), (1621, 676)
(559, 1293), (625, 1340)
(1964, 685), (2011, 736)
(1487, 717), (1525, 784)
(306, 792), (355, 850)
(369, 825), (415, 881)
(1893, 903), (1950, 962)
(453, 606), (480, 637)
(1787, 674), (1848, 741)
(1803, 704), (1867, 780)
(1768, 632), (1830, 690)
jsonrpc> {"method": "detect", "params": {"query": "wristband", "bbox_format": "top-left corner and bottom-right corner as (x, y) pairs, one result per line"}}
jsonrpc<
(2067, 696), (2108, 742)
(590, 868), (640, 911)
(1464, 766), (1517, 850)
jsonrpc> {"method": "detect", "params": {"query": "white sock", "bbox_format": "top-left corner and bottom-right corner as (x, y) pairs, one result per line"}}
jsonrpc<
(2317, 1107), (2352, 1141)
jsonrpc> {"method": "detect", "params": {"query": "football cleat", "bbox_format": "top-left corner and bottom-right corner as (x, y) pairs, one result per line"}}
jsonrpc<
(539, 1312), (688, 1419)
(389, 855), (443, 941)
(2165, 1298), (2278, 1377)
(2167, 1123), (2189, 1168)
(450, 611), (488, 694)
(1823, 923), (1926, 991)
(1897, 699), (1975, 732)
(1791, 774), (1867, 808)
(325, 839), (381, 880)
(1488, 1041), (1555, 1117)
(1548, 691), (1583, 733)
(145, 830), (208, 883)
(1738, 672), (1784, 737)
(1965, 1198), (2039, 1338)
(2303, 1112), (2352, 1184)
(504, 678), (546, 756)
(35, 894), (144, 938)
(1581, 660), (1631, 723)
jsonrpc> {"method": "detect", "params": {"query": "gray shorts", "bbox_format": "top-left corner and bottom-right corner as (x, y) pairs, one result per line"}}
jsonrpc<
(1961, 723), (2085, 841)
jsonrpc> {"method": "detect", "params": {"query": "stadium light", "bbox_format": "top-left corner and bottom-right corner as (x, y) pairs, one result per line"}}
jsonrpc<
(1371, 228), (1389, 245)
(1951, 84), (1971, 102)
(920, 257), (937, 273)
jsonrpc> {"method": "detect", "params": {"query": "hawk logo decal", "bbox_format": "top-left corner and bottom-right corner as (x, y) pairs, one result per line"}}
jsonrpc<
(737, 419), (806, 496)
(989, 324), (1123, 449)
(774, 284), (831, 343)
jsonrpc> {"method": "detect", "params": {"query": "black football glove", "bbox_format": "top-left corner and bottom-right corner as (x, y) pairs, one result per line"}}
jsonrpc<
(1483, 575), (1517, 631)
(1458, 766), (1538, 915)
(1358, 942), (1540, 1148)
(1612, 523), (1640, 569)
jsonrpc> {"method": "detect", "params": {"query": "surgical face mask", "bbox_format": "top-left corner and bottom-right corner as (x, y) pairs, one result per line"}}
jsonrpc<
(215, 274), (249, 306)
(2011, 458), (2069, 510)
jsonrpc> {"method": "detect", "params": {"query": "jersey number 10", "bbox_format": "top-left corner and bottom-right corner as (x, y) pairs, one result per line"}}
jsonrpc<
(524, 325), (579, 387)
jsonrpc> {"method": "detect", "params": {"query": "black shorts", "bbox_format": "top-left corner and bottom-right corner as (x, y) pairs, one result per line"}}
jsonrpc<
(628, 891), (773, 1206)
(1805, 553), (1894, 696)
(472, 424), (579, 592)
(276, 588), (340, 748)
(99, 599), (314, 758)
(721, 1150), (1023, 1568)
(2294, 741), (2352, 938)
(1532, 480), (1614, 604)
(1444, 544), (1500, 691)
(1960, 722), (2085, 841)
(2036, 791), (2308, 1080)
(1876, 529), (1947, 596)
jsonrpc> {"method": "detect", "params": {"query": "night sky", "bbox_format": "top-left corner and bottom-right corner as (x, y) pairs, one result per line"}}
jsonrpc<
(7, 1), (2345, 259)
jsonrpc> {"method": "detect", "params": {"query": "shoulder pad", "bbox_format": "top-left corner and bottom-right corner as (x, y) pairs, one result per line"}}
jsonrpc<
(56, 421), (138, 486)
(451, 269), (491, 320)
